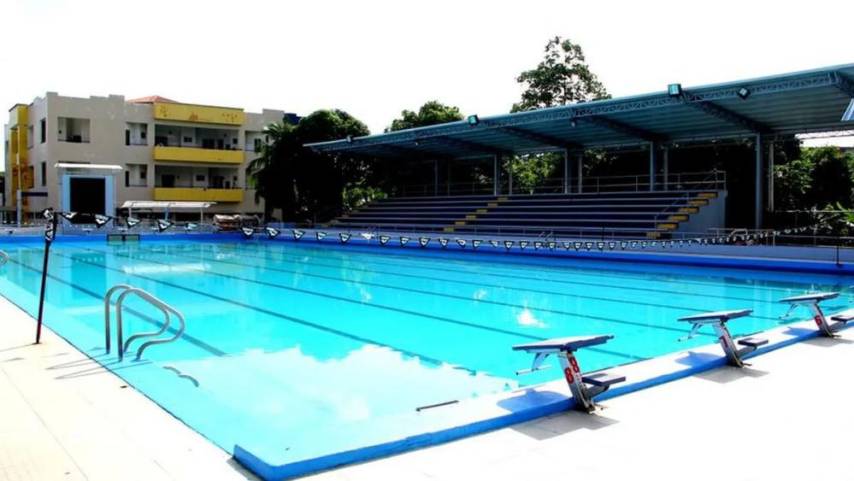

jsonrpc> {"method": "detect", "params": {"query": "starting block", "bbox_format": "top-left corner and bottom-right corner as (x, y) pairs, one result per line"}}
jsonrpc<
(678, 309), (767, 367)
(778, 292), (847, 337)
(513, 335), (625, 413)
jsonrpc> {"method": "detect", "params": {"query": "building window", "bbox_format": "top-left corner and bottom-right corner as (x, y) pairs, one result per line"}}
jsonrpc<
(183, 136), (193, 143)
(57, 117), (90, 143)
(195, 174), (205, 182)
(40, 118), (46, 143)
(254, 138), (263, 152)
(41, 162), (46, 187)
(126, 164), (148, 187)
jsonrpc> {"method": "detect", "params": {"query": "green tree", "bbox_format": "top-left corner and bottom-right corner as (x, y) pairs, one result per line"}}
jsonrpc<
(508, 36), (610, 192)
(773, 146), (854, 211)
(386, 101), (463, 132)
(247, 110), (371, 222)
(512, 36), (610, 112)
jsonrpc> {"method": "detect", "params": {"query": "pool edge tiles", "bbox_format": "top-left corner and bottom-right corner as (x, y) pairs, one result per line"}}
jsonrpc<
(232, 314), (843, 481)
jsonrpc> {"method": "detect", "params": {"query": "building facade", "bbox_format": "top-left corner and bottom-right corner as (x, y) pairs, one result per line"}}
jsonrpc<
(4, 92), (293, 219)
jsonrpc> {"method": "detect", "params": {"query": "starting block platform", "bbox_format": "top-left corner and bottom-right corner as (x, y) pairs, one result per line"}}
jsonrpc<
(513, 335), (625, 413)
(678, 309), (767, 367)
(779, 292), (847, 337)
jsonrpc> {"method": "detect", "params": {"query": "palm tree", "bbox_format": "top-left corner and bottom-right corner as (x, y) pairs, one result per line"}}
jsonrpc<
(247, 122), (298, 221)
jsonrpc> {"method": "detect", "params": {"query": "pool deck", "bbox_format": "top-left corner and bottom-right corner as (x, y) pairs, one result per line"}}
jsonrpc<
(2, 294), (854, 481)
(0, 298), (257, 481)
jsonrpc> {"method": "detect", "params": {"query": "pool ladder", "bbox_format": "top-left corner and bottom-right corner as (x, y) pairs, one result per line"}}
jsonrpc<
(104, 284), (186, 361)
(0, 250), (8, 267)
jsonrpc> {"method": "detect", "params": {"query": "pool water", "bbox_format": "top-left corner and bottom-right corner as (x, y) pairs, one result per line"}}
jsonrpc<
(0, 238), (851, 470)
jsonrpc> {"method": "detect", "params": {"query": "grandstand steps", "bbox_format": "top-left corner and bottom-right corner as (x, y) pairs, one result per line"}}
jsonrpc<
(327, 190), (724, 239)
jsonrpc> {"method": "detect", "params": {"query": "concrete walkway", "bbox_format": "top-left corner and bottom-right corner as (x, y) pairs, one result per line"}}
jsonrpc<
(3, 293), (854, 481)
(302, 332), (854, 480)
(0, 298), (256, 481)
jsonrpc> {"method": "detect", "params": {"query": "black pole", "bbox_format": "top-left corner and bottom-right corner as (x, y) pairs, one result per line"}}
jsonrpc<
(35, 211), (57, 344)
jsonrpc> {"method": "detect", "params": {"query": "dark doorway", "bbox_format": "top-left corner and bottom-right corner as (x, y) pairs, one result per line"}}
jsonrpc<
(161, 175), (176, 188)
(69, 177), (106, 223)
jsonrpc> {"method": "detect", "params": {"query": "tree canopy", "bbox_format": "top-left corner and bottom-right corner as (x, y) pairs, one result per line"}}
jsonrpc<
(386, 101), (463, 132)
(512, 36), (610, 112)
(247, 109), (370, 222)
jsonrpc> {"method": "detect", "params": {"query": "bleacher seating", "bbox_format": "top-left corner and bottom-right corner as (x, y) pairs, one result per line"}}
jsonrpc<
(327, 190), (721, 239)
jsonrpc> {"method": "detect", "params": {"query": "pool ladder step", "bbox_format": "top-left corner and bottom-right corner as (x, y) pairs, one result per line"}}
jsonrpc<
(104, 284), (186, 361)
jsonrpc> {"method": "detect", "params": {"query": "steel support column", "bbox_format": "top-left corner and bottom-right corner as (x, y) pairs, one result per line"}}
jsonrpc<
(562, 149), (570, 194)
(754, 135), (764, 229)
(648, 142), (656, 191)
(433, 159), (439, 196)
(577, 152), (583, 194)
(493, 154), (500, 196)
(508, 157), (514, 195)
(767, 142), (775, 211)
(662, 147), (669, 191)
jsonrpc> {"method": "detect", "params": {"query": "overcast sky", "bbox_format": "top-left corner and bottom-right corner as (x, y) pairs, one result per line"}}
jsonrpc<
(2, 0), (853, 164)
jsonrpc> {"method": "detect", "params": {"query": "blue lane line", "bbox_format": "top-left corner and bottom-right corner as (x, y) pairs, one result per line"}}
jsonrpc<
(236, 241), (811, 306)
(5, 257), (227, 357)
(70, 244), (651, 360)
(189, 242), (785, 322)
(102, 244), (706, 340)
(46, 249), (616, 371)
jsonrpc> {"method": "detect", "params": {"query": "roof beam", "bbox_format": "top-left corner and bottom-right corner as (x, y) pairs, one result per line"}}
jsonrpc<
(375, 143), (450, 161)
(582, 116), (661, 142)
(683, 93), (771, 134)
(496, 126), (581, 150)
(833, 72), (854, 97)
(426, 136), (508, 157)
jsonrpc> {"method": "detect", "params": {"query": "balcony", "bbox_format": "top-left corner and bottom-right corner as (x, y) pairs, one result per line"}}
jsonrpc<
(153, 102), (245, 126)
(153, 146), (243, 164)
(153, 187), (243, 203)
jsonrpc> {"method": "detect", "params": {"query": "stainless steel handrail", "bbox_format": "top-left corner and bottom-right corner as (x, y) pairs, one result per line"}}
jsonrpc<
(104, 285), (186, 360)
(0, 250), (8, 267)
(104, 284), (134, 354)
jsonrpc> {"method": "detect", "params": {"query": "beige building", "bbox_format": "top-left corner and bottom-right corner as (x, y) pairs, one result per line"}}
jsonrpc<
(4, 92), (293, 220)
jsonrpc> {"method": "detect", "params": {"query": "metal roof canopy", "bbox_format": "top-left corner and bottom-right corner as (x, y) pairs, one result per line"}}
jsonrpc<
(306, 64), (854, 159)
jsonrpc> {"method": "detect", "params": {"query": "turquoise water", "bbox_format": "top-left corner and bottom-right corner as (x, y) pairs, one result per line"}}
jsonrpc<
(0, 238), (852, 464)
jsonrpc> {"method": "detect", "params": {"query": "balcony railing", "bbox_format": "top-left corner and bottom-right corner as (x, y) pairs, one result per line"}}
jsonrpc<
(153, 187), (243, 203)
(153, 145), (243, 164)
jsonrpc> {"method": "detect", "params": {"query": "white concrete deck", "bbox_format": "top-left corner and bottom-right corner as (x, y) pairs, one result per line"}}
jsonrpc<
(0, 298), (257, 481)
(3, 293), (854, 481)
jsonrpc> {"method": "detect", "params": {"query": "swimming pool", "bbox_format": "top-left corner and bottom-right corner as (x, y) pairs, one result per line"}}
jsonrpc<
(0, 236), (851, 478)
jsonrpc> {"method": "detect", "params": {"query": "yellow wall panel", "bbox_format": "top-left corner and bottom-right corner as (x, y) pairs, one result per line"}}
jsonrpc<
(153, 188), (243, 203)
(153, 102), (245, 126)
(153, 146), (244, 164)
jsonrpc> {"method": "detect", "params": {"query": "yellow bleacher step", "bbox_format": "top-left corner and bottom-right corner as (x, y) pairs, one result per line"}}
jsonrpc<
(454, 220), (466, 226)
(646, 231), (662, 239)
(656, 223), (678, 231)
(689, 199), (708, 207)
(697, 192), (717, 199)
(476, 208), (488, 214)
(667, 214), (688, 222)
(678, 207), (699, 214)
(443, 226), (455, 233)
(465, 214), (477, 220)
(497, 196), (508, 202)
(487, 202), (498, 208)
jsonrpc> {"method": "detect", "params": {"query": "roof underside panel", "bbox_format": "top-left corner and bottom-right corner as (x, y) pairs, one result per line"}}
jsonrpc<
(307, 65), (854, 159)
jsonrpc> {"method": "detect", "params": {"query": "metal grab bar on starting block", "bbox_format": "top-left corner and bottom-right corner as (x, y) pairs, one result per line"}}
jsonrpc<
(778, 292), (850, 337)
(513, 335), (626, 413)
(678, 309), (768, 367)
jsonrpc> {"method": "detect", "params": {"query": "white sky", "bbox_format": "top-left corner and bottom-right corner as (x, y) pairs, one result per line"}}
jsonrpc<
(2, 0), (853, 166)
